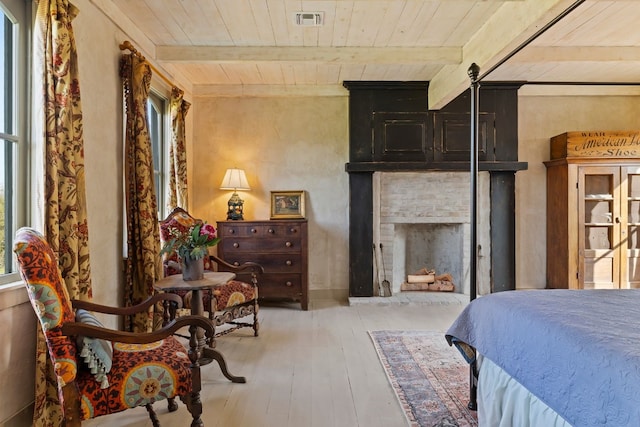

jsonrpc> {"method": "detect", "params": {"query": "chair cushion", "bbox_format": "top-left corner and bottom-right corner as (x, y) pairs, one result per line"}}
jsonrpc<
(213, 280), (258, 310)
(76, 336), (192, 420)
(75, 309), (113, 389)
(180, 280), (257, 311)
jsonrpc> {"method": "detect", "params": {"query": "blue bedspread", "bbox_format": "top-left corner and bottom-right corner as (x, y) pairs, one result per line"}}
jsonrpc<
(445, 288), (640, 427)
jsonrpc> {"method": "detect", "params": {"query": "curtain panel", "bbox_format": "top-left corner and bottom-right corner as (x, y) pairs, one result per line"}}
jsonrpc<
(33, 0), (92, 425)
(168, 86), (190, 210)
(120, 53), (163, 333)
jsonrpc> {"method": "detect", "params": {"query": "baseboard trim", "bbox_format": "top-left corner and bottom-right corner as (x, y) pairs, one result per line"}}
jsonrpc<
(309, 288), (349, 302)
(1, 402), (33, 427)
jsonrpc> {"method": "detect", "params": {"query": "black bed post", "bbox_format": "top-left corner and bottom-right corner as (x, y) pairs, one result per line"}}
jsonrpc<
(468, 62), (480, 411)
(468, 64), (479, 303)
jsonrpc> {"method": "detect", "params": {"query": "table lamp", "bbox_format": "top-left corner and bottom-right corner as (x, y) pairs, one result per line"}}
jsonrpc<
(220, 168), (250, 220)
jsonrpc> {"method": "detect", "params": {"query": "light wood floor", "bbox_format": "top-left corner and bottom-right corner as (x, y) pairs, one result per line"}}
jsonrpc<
(83, 296), (467, 427)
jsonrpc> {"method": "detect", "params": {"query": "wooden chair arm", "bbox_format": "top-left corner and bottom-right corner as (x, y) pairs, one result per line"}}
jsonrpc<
(71, 293), (183, 315)
(61, 314), (214, 344)
(209, 254), (265, 275)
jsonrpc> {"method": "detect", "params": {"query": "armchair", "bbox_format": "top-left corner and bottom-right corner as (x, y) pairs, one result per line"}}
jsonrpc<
(160, 207), (262, 345)
(14, 227), (214, 427)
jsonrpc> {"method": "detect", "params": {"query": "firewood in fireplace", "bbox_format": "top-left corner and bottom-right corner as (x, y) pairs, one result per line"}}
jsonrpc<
(401, 267), (455, 292)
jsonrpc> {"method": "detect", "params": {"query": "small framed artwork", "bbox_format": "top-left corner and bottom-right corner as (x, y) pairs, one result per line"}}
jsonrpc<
(271, 190), (306, 219)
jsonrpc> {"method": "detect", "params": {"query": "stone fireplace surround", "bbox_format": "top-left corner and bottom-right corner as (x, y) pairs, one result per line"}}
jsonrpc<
(373, 171), (491, 296)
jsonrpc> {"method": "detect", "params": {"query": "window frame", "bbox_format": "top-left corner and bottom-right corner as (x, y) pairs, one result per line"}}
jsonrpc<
(0, 0), (30, 286)
(146, 89), (170, 221)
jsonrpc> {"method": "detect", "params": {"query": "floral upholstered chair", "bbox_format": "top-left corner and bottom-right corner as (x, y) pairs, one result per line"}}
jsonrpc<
(14, 227), (214, 427)
(160, 207), (262, 345)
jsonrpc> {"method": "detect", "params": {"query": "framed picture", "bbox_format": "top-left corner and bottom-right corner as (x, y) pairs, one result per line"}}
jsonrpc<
(271, 190), (306, 219)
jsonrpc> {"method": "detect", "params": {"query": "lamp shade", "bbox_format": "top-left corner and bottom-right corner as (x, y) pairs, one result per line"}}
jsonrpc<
(220, 168), (250, 190)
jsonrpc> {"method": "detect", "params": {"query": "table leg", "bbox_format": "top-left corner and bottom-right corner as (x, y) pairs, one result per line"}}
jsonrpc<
(201, 347), (246, 383)
(190, 290), (207, 350)
(191, 289), (246, 383)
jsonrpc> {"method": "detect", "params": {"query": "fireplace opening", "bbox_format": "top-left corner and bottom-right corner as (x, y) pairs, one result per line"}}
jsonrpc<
(394, 223), (464, 293)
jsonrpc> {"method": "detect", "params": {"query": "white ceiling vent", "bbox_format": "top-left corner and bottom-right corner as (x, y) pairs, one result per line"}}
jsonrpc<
(294, 12), (324, 27)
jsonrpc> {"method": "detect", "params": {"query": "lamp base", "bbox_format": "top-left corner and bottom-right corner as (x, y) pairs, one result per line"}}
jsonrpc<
(226, 191), (245, 220)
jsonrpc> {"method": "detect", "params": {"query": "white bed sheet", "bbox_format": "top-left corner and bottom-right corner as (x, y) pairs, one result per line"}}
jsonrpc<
(478, 357), (572, 427)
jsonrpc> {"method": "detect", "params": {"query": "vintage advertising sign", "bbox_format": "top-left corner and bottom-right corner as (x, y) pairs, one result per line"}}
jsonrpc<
(551, 131), (640, 159)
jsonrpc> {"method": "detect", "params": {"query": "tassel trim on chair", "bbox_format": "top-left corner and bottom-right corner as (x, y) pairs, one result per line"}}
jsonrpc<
(79, 339), (111, 389)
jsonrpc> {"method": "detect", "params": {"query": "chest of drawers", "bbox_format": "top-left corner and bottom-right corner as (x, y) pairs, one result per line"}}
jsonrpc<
(217, 220), (308, 310)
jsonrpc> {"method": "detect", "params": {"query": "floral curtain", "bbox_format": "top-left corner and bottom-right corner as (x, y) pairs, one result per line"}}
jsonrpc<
(120, 52), (163, 332)
(33, 0), (92, 425)
(168, 86), (190, 210)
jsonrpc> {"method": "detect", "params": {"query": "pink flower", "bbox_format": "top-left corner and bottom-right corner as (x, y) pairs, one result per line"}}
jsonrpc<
(200, 223), (217, 241)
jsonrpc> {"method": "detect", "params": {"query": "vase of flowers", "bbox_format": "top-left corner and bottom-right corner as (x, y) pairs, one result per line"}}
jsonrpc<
(161, 222), (220, 281)
(181, 252), (205, 281)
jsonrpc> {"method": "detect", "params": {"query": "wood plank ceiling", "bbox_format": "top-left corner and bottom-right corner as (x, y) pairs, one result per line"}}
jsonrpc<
(91, 0), (640, 107)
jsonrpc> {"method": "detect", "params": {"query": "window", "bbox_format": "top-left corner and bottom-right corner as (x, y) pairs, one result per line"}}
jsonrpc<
(0, 0), (28, 284)
(146, 90), (168, 220)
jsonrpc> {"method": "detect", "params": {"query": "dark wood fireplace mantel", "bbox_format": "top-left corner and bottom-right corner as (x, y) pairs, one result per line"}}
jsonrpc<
(343, 81), (527, 297)
(345, 161), (528, 173)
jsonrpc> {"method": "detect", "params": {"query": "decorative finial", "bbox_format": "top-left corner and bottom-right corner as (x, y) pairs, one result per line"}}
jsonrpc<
(467, 63), (480, 83)
(119, 41), (146, 60)
(119, 40), (134, 52)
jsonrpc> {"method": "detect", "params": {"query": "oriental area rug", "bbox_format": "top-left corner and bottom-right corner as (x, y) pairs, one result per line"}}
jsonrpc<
(369, 330), (478, 427)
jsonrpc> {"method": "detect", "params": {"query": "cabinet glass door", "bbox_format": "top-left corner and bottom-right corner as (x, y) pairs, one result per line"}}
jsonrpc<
(623, 167), (640, 288)
(578, 167), (620, 289)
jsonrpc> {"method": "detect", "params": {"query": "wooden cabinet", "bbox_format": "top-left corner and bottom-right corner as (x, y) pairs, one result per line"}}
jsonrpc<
(217, 220), (308, 310)
(546, 131), (640, 289)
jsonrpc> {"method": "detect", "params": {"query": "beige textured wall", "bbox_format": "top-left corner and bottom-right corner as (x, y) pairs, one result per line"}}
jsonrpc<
(190, 96), (350, 297)
(516, 95), (640, 289)
(75, 0), (126, 310)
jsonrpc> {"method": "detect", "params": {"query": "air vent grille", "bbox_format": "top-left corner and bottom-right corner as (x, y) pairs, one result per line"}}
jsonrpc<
(294, 12), (324, 26)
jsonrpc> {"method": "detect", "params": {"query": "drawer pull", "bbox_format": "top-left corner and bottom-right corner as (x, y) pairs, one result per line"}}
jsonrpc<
(290, 228), (297, 233)
(285, 241), (292, 247)
(233, 262), (240, 267)
(228, 229), (235, 234)
(251, 228), (257, 233)
(286, 260), (292, 266)
(268, 228), (274, 234)
(233, 242), (239, 248)
(285, 281), (293, 287)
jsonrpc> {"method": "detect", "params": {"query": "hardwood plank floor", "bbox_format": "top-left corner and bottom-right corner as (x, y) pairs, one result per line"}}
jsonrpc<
(82, 295), (467, 427)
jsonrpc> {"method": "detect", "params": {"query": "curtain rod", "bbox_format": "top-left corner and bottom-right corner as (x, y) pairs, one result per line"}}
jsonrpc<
(119, 40), (179, 91)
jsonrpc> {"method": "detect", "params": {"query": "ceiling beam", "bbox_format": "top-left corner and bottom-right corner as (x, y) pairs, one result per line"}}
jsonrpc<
(156, 46), (461, 65)
(427, 0), (580, 109)
(519, 85), (640, 96)
(193, 84), (349, 98)
(513, 46), (640, 62)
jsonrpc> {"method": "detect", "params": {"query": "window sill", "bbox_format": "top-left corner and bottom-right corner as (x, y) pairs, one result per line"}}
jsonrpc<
(0, 281), (28, 310)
